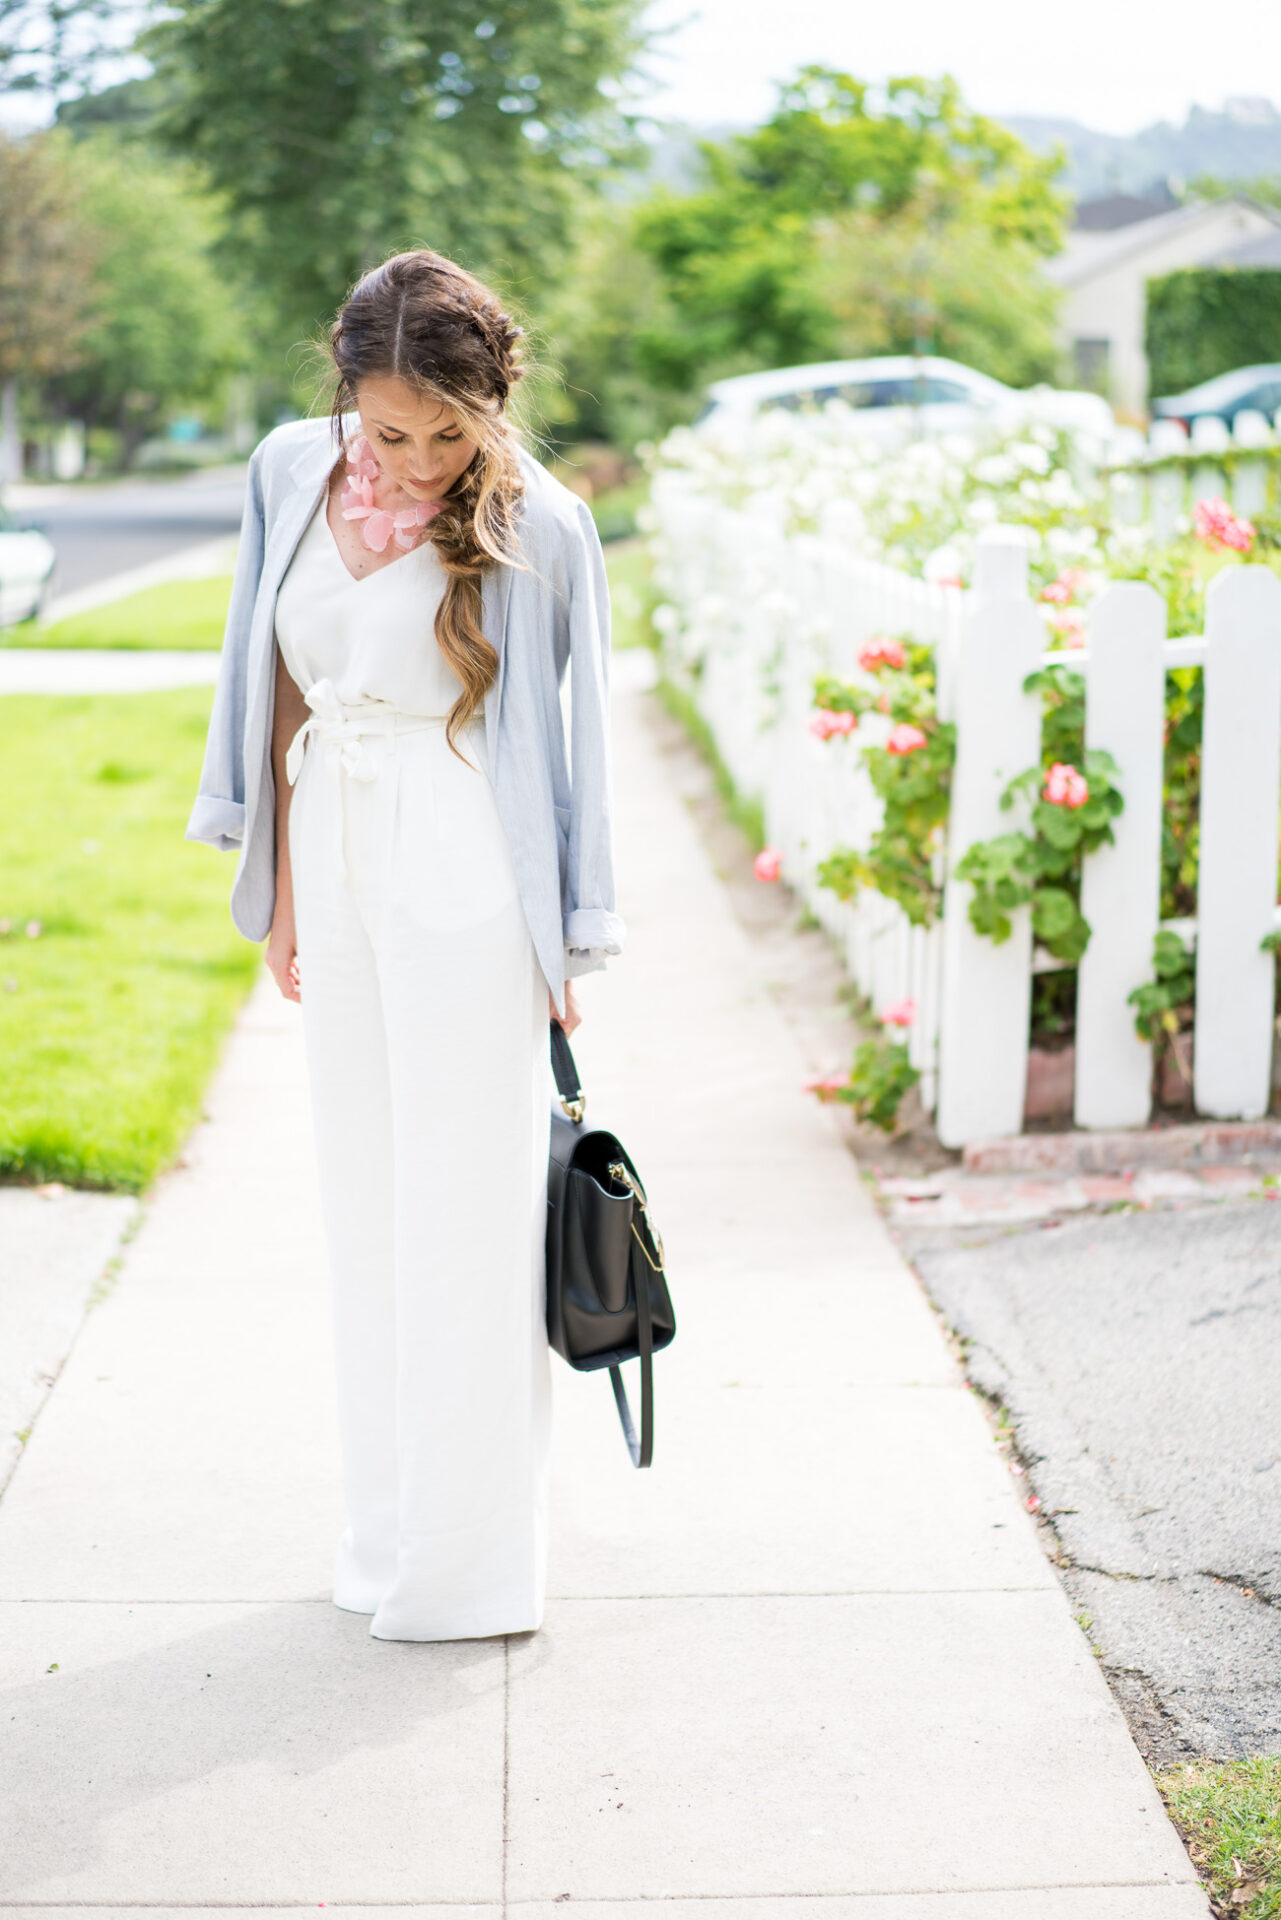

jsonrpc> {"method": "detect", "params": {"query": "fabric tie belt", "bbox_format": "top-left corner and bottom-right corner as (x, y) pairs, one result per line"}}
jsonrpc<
(285, 676), (447, 785)
(285, 676), (449, 879)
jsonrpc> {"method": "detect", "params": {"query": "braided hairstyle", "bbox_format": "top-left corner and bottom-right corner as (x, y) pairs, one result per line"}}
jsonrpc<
(325, 249), (527, 755)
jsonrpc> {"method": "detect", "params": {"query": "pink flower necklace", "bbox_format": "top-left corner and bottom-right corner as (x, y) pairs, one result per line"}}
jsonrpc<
(340, 431), (445, 555)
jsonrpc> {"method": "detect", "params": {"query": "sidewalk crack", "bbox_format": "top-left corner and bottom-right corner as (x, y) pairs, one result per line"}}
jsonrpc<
(1199, 1568), (1280, 1608)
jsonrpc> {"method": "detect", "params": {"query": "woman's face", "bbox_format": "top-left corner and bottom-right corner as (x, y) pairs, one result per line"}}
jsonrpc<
(355, 374), (479, 502)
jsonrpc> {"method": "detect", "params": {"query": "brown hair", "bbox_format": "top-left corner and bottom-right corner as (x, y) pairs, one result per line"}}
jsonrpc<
(324, 249), (527, 754)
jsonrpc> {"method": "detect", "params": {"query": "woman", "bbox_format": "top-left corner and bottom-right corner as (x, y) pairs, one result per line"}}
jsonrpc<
(186, 248), (625, 1642)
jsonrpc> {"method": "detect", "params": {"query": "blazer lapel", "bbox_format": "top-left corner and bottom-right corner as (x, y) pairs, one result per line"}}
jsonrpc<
(253, 416), (346, 632)
(240, 420), (345, 839)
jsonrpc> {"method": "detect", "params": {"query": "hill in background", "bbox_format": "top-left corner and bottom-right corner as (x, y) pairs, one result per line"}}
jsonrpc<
(1002, 98), (1281, 201)
(631, 99), (1281, 210)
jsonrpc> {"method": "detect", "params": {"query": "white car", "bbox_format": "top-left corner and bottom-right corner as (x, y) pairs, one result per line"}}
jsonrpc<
(695, 355), (1115, 444)
(0, 504), (56, 626)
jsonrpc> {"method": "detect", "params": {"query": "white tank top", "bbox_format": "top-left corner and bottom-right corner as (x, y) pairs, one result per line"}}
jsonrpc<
(274, 491), (464, 719)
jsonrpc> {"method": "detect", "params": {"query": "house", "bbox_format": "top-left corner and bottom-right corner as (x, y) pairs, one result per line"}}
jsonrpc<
(1046, 195), (1281, 414)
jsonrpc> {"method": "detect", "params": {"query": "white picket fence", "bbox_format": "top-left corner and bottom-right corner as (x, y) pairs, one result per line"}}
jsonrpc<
(1108, 410), (1281, 539)
(649, 469), (1281, 1146)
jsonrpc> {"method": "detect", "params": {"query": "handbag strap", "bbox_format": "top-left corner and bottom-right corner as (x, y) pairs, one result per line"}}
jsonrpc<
(609, 1246), (654, 1469)
(549, 1021), (585, 1122)
(608, 1188), (659, 1469)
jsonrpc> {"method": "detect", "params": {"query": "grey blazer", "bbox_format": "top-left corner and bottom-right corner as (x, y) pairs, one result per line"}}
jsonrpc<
(185, 411), (625, 1015)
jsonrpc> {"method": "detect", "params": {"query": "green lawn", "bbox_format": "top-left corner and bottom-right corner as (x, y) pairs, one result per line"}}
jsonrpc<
(0, 688), (260, 1191)
(1159, 1757), (1281, 1917)
(16, 575), (233, 650)
(17, 547), (649, 654)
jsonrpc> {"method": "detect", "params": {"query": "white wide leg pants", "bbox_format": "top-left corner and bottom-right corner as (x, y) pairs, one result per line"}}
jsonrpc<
(288, 712), (552, 1641)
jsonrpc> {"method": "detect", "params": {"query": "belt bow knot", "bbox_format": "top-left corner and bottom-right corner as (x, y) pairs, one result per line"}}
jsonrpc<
(285, 678), (398, 787)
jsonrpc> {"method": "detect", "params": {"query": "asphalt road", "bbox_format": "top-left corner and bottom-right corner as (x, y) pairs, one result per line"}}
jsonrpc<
(905, 1200), (1281, 1765)
(12, 465), (247, 597)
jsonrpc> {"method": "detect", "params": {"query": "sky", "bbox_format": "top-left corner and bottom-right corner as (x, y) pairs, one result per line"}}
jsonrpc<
(3, 0), (1279, 140)
(633, 0), (1281, 135)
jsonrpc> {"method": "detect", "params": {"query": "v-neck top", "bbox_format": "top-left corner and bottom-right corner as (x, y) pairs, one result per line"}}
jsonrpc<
(274, 491), (462, 718)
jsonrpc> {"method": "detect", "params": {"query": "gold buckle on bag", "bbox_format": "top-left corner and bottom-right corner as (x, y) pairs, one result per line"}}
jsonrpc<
(608, 1159), (666, 1273)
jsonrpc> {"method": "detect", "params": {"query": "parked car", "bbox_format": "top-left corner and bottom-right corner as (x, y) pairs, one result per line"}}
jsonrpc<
(693, 355), (1115, 442)
(0, 503), (56, 626)
(1151, 364), (1281, 431)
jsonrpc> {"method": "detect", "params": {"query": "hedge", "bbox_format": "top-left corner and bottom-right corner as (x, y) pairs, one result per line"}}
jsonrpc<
(1145, 268), (1281, 400)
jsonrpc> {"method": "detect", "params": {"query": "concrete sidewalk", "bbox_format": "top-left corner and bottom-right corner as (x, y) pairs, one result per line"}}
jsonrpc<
(0, 670), (1208, 1915)
(0, 647), (219, 693)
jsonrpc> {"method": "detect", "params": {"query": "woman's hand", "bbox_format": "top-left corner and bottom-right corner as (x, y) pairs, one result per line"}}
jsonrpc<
(551, 979), (581, 1037)
(266, 905), (301, 1003)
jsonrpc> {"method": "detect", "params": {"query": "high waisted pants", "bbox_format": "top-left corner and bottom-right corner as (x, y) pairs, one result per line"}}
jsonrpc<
(288, 706), (552, 1641)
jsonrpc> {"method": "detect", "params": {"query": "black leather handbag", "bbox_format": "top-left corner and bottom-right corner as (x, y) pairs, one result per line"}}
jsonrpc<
(545, 1023), (675, 1467)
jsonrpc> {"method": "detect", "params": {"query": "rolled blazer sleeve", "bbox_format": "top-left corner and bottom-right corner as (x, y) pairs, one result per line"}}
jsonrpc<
(185, 442), (266, 851)
(562, 498), (626, 978)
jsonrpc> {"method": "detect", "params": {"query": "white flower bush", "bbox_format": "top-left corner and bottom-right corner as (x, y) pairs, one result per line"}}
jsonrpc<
(642, 402), (1186, 643)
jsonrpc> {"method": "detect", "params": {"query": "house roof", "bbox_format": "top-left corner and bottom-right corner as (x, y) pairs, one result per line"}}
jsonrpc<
(1046, 196), (1281, 288)
(1210, 228), (1281, 268)
(1073, 188), (1179, 232)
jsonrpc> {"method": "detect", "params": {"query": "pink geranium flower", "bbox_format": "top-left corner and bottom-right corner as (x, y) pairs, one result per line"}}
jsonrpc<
(1040, 567), (1089, 606)
(886, 723), (928, 755)
(754, 847), (783, 881)
(803, 1073), (848, 1101)
(1043, 761), (1089, 808)
(858, 635), (906, 672)
(1193, 495), (1255, 554)
(809, 707), (857, 740)
(1045, 606), (1085, 645)
(880, 998), (916, 1028)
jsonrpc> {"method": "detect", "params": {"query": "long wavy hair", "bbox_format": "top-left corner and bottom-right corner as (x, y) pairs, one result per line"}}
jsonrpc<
(323, 249), (527, 755)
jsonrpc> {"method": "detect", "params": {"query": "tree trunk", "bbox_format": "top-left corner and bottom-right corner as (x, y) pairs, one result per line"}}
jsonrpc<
(0, 376), (21, 485)
(119, 416), (151, 471)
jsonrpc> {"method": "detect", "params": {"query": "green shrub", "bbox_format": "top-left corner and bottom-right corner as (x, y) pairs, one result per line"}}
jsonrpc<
(1145, 267), (1281, 399)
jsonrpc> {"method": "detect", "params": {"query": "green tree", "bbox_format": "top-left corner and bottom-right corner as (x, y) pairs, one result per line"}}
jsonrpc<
(133, 0), (647, 350)
(0, 127), (100, 480)
(815, 210), (1062, 387)
(1183, 173), (1281, 211)
(631, 67), (1068, 396)
(42, 128), (250, 464)
(538, 191), (757, 449)
(0, 0), (130, 99)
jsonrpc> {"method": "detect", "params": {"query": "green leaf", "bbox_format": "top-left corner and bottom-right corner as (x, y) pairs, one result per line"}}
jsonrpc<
(1030, 886), (1077, 941)
(842, 1033), (920, 1133)
(1034, 803), (1083, 850)
(1153, 930), (1193, 979)
(954, 832), (1029, 884)
(968, 894), (1013, 943)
